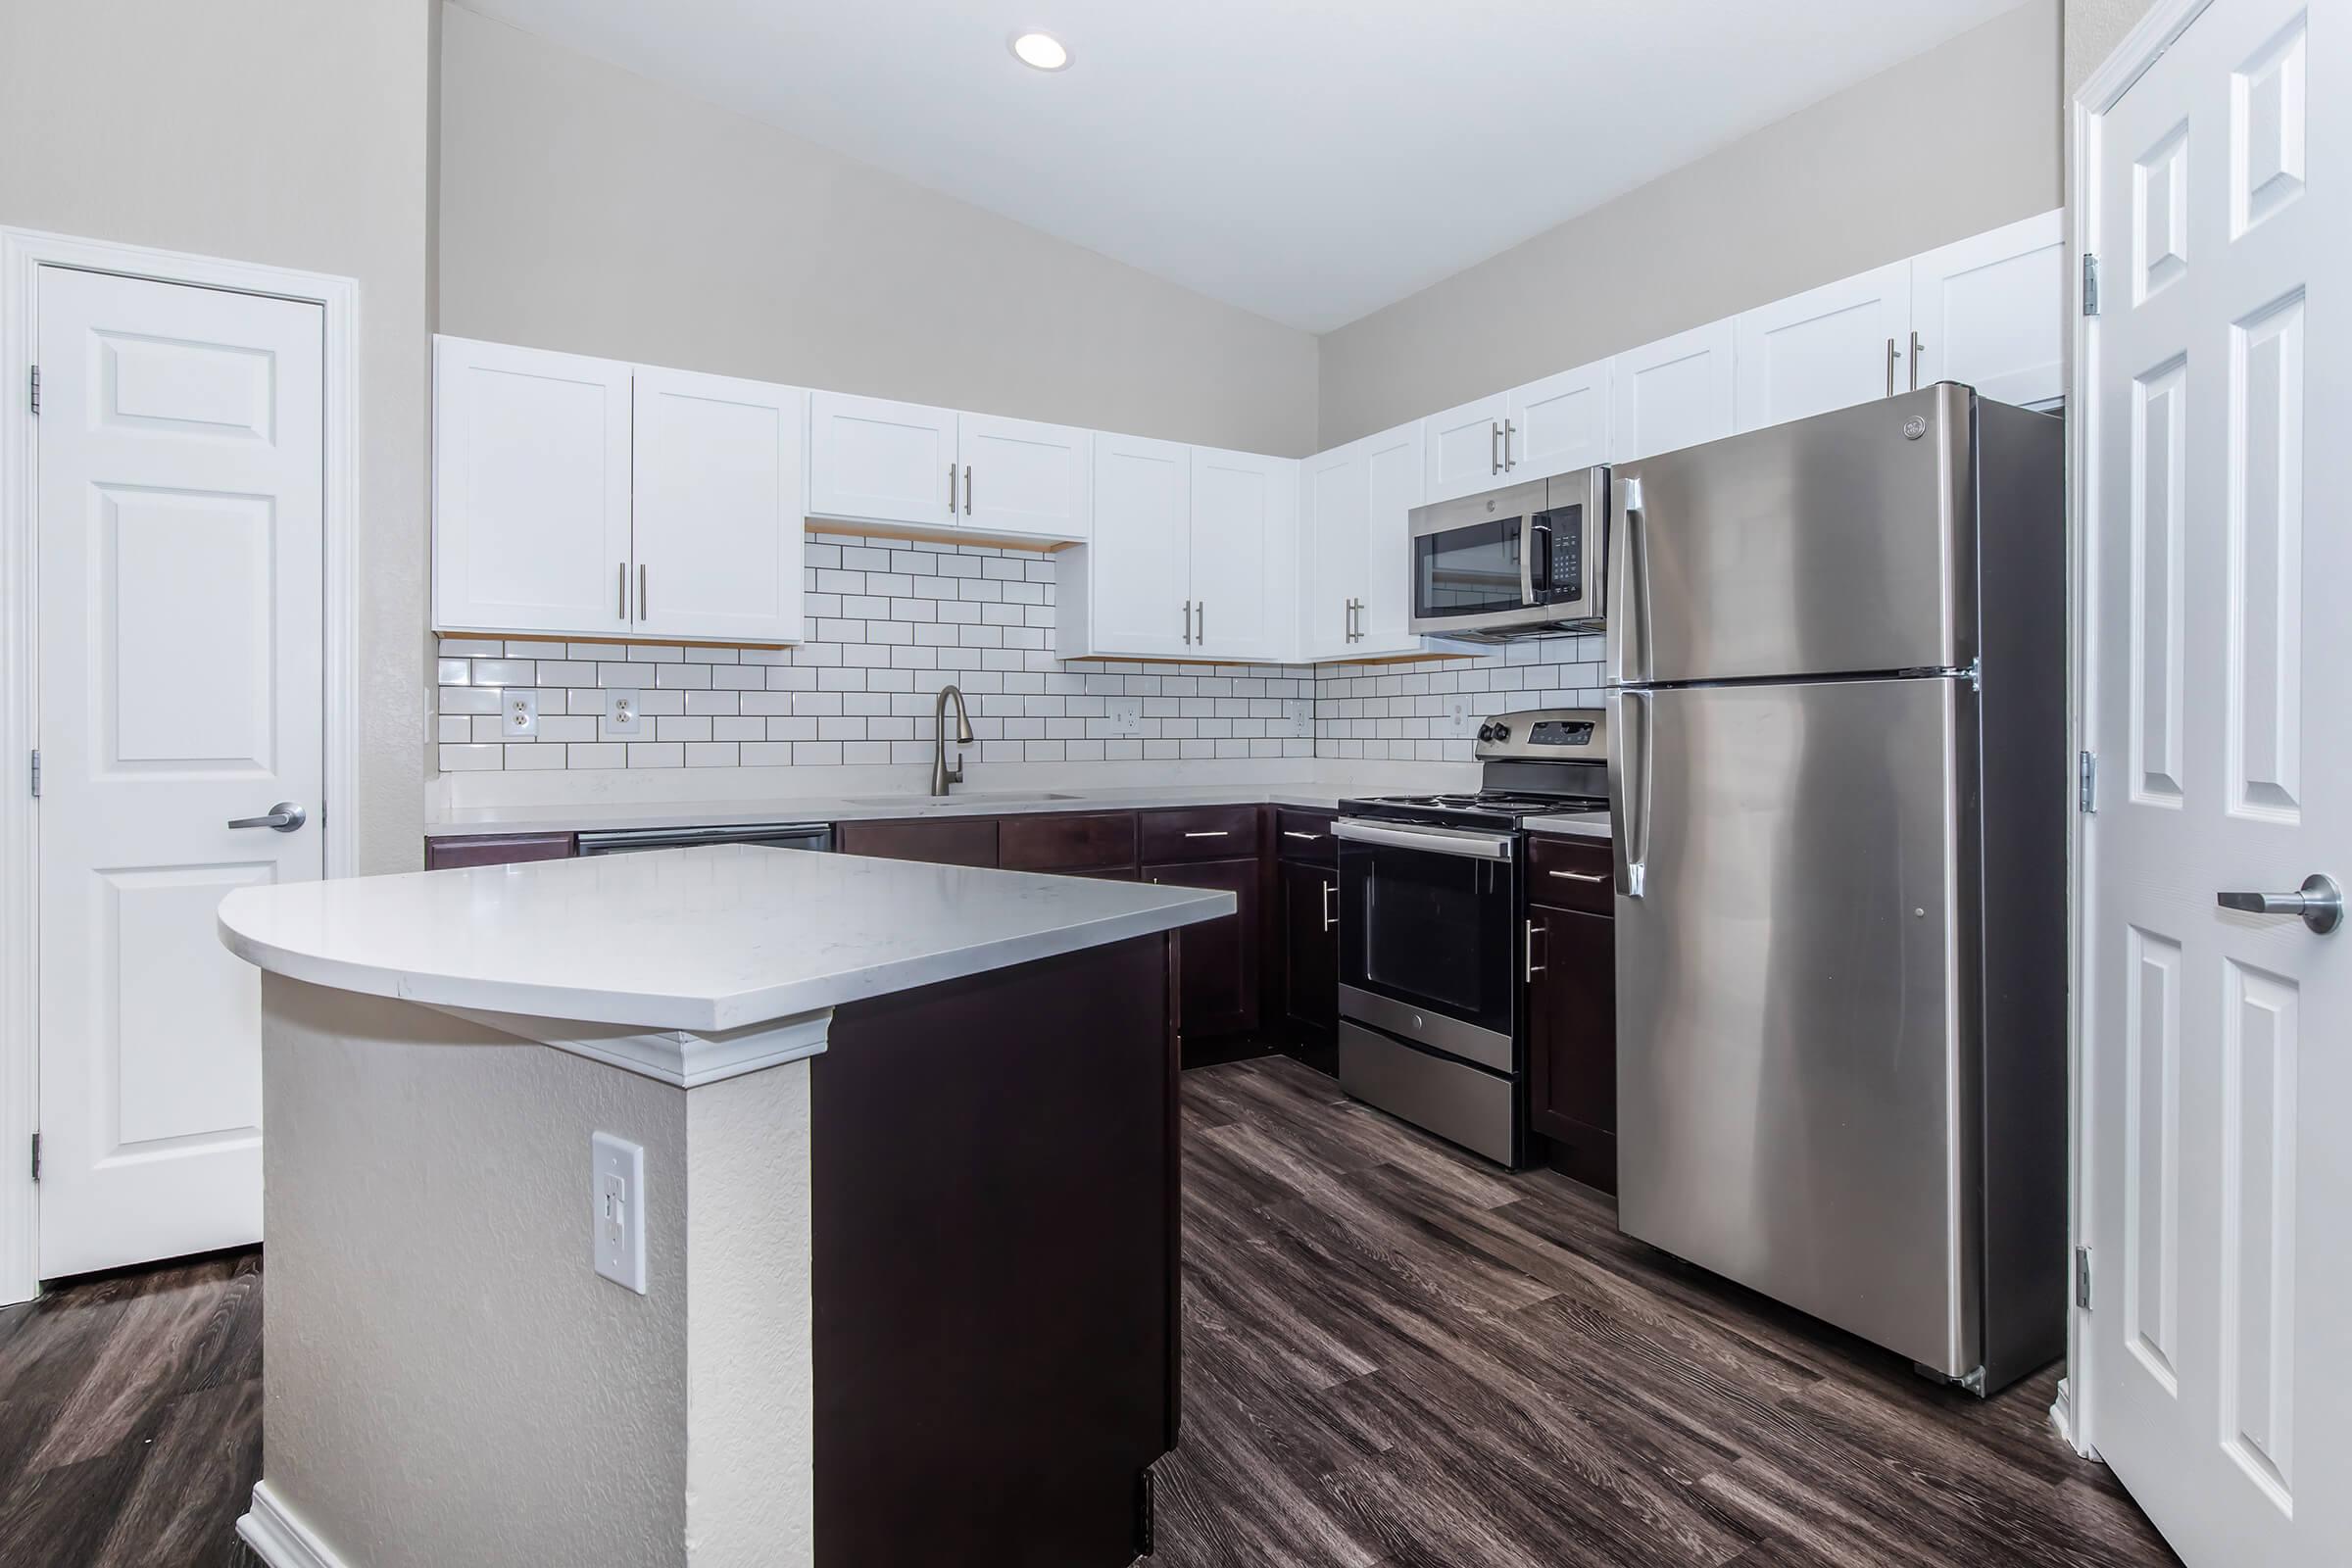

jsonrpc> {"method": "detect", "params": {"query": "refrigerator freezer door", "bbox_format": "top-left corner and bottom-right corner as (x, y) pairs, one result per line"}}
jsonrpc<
(1611, 675), (1981, 1376)
(1608, 384), (1977, 686)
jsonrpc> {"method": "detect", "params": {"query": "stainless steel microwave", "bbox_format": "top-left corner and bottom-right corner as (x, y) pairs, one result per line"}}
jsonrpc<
(1406, 466), (1607, 641)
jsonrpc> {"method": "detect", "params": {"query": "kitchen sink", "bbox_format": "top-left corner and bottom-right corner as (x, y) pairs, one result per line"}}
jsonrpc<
(840, 792), (1082, 806)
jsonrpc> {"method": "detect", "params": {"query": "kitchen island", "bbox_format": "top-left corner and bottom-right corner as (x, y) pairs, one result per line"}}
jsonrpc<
(216, 845), (1231, 1568)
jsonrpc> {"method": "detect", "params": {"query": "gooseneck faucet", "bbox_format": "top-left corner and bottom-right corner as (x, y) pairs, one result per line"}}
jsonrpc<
(932, 683), (974, 797)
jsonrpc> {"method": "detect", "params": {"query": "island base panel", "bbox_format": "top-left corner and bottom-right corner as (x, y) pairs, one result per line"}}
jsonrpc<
(813, 933), (1177, 1567)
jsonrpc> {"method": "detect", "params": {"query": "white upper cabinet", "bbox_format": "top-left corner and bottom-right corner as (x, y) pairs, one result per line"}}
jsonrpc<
(1068, 432), (1194, 660)
(807, 390), (958, 529)
(1909, 209), (2066, 408)
(956, 412), (1092, 541)
(433, 337), (635, 638)
(630, 368), (806, 645)
(1610, 318), (1737, 463)
(1734, 262), (1913, 432)
(1356, 420), (1427, 653)
(1299, 419), (1425, 662)
(1423, 391), (1511, 504)
(1506, 361), (1610, 479)
(1189, 446), (1295, 662)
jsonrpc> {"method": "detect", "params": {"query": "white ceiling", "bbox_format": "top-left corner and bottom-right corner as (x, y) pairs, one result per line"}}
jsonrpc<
(454, 0), (2023, 333)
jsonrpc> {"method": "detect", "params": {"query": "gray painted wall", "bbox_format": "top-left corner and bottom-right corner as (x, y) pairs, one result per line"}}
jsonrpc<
(0, 0), (437, 875)
(437, 5), (1322, 459)
(2065, 0), (2160, 97)
(1316, 0), (2063, 449)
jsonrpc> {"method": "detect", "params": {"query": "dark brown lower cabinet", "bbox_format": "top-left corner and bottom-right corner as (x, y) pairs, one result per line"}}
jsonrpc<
(1275, 858), (1338, 1049)
(1144, 857), (1259, 1043)
(836, 815), (998, 867)
(1526, 903), (1617, 1194)
(422, 832), (576, 869)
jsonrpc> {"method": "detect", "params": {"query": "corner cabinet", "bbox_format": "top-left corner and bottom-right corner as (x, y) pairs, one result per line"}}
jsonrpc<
(1299, 419), (1425, 661)
(432, 336), (807, 644)
(807, 391), (1093, 545)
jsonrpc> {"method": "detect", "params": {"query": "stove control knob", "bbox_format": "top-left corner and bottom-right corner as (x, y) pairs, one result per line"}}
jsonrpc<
(1476, 723), (1496, 743)
(1490, 722), (1511, 743)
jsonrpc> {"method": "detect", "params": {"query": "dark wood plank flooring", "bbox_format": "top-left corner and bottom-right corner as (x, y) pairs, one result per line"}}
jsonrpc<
(0, 1056), (2176, 1568)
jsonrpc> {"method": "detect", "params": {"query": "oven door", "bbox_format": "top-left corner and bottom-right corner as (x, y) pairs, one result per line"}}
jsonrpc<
(1335, 819), (1519, 1069)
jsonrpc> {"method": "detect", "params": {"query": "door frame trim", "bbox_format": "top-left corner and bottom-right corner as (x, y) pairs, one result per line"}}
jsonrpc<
(2063, 0), (2215, 1461)
(0, 226), (360, 1306)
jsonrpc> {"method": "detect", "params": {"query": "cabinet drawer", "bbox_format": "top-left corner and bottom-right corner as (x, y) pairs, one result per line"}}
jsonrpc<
(837, 816), (998, 867)
(1527, 833), (1613, 916)
(998, 811), (1138, 874)
(424, 832), (577, 869)
(1139, 806), (1258, 863)
(1273, 808), (1336, 865)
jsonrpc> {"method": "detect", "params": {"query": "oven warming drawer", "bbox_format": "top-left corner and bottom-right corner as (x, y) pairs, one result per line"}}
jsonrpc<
(1338, 1021), (1519, 1167)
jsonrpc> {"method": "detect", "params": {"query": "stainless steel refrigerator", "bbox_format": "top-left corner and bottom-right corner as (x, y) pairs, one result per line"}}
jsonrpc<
(1605, 385), (2066, 1395)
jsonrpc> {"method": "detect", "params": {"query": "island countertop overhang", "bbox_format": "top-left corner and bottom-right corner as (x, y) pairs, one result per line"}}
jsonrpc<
(217, 843), (1234, 1035)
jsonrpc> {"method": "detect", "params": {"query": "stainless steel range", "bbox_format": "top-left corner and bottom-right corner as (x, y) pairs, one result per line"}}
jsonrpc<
(1333, 708), (1608, 1167)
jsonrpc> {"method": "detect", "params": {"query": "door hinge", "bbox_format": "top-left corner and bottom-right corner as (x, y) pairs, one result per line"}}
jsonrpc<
(27, 750), (38, 799)
(1135, 1465), (1156, 1556)
(2078, 750), (2097, 814)
(26, 364), (38, 416)
(2082, 253), (2101, 318)
(29, 1133), (39, 1184)
(2076, 1245), (2093, 1309)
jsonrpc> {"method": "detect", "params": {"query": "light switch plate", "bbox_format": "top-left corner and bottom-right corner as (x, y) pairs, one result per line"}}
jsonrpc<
(502, 689), (538, 738)
(1282, 699), (1314, 739)
(603, 689), (644, 738)
(1106, 696), (1144, 736)
(591, 1131), (647, 1296)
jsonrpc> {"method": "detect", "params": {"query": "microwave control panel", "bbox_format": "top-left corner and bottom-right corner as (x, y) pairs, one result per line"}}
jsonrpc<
(1540, 506), (1583, 603)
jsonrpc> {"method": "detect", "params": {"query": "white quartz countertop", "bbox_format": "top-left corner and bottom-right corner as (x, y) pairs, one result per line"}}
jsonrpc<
(423, 784), (1347, 840)
(1523, 812), (1613, 840)
(218, 844), (1234, 1033)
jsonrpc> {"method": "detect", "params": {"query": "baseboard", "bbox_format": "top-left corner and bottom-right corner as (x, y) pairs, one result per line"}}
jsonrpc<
(237, 1482), (353, 1568)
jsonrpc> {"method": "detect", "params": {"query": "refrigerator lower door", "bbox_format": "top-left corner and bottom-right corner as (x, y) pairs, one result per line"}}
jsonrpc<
(1611, 675), (1982, 1376)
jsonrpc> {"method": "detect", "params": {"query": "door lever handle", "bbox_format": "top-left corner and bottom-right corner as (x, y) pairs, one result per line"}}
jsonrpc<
(228, 802), (308, 833)
(2217, 874), (2342, 935)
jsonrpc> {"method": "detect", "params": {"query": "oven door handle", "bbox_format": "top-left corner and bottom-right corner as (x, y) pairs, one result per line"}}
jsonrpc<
(1334, 818), (1516, 861)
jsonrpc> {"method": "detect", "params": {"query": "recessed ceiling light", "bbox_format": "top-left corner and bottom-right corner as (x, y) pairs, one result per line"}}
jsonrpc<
(1010, 31), (1070, 72)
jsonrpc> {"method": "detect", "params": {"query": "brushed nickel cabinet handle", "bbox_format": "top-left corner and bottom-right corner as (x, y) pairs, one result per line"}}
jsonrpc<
(1547, 868), (1608, 883)
(1525, 916), (1544, 980)
(1886, 337), (1898, 398)
(1490, 421), (1502, 475)
(638, 564), (648, 620)
(1502, 419), (1516, 470)
(1282, 830), (1321, 841)
(617, 562), (628, 620)
(1321, 879), (1337, 932)
(1183, 830), (1231, 839)
(1182, 600), (1193, 645)
(1910, 330), (1923, 391)
(963, 464), (973, 515)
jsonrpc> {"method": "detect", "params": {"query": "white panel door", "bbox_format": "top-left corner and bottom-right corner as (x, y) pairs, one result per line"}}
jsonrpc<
(1083, 432), (1193, 659)
(806, 390), (957, 528)
(2082, 2), (2348, 1563)
(34, 267), (324, 1278)
(1912, 208), (2068, 408)
(1610, 318), (1737, 462)
(1298, 441), (1368, 662)
(1357, 419), (1427, 655)
(432, 336), (633, 637)
(631, 367), (806, 645)
(1733, 262), (1913, 432)
(956, 413), (1091, 541)
(1189, 446), (1294, 662)
(1505, 361), (1610, 479)
(1423, 390), (1509, 504)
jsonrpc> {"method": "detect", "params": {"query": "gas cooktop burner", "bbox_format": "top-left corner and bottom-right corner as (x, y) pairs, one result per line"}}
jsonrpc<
(1346, 789), (1606, 821)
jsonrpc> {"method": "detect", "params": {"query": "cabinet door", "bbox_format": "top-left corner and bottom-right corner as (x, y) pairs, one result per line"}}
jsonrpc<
(1298, 441), (1369, 661)
(1609, 318), (1737, 463)
(1526, 905), (1616, 1193)
(836, 816), (998, 867)
(1144, 857), (1259, 1040)
(1188, 446), (1295, 662)
(632, 367), (806, 644)
(807, 390), (958, 527)
(432, 336), (634, 637)
(1909, 208), (2065, 408)
(1505, 361), (1610, 479)
(1276, 858), (1339, 1047)
(1733, 262), (1913, 433)
(1423, 390), (1510, 504)
(956, 413), (1092, 541)
(423, 832), (577, 869)
(1356, 419), (1427, 654)
(1078, 432), (1194, 659)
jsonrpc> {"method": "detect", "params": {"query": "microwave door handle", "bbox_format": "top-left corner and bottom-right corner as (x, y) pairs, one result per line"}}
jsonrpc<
(1529, 517), (1552, 600)
(1518, 516), (1536, 608)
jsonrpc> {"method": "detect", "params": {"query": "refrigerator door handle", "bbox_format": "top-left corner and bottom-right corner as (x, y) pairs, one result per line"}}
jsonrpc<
(1610, 689), (1649, 900)
(1608, 477), (1649, 684)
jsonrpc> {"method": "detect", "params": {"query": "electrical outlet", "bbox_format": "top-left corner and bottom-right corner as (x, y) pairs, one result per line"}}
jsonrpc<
(502, 689), (538, 738)
(603, 689), (644, 738)
(1282, 699), (1314, 739)
(591, 1132), (647, 1295)
(1444, 695), (1476, 738)
(1106, 695), (1144, 736)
